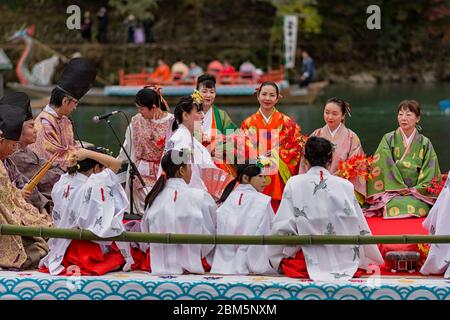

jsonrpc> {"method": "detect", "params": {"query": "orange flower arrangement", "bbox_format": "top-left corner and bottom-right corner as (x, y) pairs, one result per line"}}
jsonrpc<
(337, 154), (374, 181)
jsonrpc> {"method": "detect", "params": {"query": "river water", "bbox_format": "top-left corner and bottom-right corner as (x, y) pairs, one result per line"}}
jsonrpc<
(71, 83), (450, 171)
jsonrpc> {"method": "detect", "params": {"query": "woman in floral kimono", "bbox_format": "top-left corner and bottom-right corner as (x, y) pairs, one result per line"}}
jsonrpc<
(241, 81), (304, 211)
(299, 98), (366, 201)
(366, 100), (441, 219)
(118, 87), (174, 215)
(269, 137), (383, 281)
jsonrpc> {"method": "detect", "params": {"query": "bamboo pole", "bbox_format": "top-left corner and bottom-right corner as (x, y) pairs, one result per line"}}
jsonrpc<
(1, 224), (450, 245)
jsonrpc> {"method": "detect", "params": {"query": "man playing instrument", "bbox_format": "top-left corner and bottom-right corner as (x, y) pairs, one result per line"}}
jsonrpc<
(4, 92), (65, 201)
(0, 100), (52, 270)
(0, 92), (52, 214)
(30, 58), (97, 171)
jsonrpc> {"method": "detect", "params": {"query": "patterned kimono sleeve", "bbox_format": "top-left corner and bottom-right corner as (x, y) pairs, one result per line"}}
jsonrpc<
(367, 133), (407, 197)
(39, 120), (78, 170)
(348, 132), (365, 158)
(221, 110), (238, 133)
(415, 138), (441, 194)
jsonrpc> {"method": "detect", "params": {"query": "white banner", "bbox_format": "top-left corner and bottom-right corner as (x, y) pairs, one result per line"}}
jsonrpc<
(284, 15), (298, 69)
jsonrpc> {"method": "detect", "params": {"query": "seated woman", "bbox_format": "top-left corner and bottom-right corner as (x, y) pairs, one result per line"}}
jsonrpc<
(196, 73), (238, 175)
(420, 172), (450, 277)
(269, 137), (383, 281)
(211, 161), (276, 275)
(299, 98), (366, 202)
(118, 87), (174, 215)
(241, 81), (303, 211)
(366, 100), (441, 219)
(40, 147), (134, 276)
(166, 93), (231, 199)
(142, 149), (217, 275)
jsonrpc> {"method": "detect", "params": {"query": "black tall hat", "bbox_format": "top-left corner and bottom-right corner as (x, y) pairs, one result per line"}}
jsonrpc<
(0, 92), (32, 121)
(56, 58), (97, 100)
(0, 104), (26, 141)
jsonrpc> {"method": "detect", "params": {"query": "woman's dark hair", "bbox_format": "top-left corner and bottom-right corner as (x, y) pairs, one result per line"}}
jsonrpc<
(257, 81), (279, 97)
(305, 136), (333, 168)
(397, 100), (420, 117)
(49, 87), (72, 108)
(135, 87), (167, 111)
(218, 162), (262, 203)
(144, 149), (190, 210)
(325, 97), (350, 117)
(67, 146), (108, 174)
(196, 73), (216, 90)
(171, 95), (203, 131)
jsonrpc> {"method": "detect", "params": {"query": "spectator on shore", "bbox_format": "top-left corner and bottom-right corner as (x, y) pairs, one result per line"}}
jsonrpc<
(80, 11), (92, 42)
(221, 59), (236, 76)
(143, 18), (156, 44)
(299, 50), (315, 87)
(125, 14), (137, 44)
(97, 7), (108, 44)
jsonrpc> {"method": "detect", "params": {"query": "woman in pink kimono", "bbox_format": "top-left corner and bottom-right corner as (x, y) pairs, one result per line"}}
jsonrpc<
(299, 97), (366, 201)
(118, 88), (174, 215)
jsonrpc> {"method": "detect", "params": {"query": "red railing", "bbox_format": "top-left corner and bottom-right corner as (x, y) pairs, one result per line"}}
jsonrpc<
(119, 66), (285, 86)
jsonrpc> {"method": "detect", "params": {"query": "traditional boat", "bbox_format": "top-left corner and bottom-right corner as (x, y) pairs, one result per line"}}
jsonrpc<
(6, 26), (328, 107)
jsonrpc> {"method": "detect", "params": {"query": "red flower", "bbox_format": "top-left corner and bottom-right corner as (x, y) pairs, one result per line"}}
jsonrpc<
(338, 154), (373, 181)
(426, 174), (447, 196)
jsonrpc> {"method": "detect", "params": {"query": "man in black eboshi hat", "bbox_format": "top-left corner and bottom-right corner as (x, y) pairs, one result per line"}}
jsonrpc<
(29, 58), (97, 171)
(0, 100), (52, 270)
(1, 92), (63, 208)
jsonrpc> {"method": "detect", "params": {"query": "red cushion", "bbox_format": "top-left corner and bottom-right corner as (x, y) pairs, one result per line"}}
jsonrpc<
(366, 217), (429, 275)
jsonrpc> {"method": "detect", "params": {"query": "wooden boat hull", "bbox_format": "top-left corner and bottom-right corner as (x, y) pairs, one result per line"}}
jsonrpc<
(7, 81), (328, 108)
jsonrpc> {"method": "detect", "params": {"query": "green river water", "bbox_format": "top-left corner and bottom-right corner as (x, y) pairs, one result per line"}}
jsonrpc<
(71, 83), (450, 171)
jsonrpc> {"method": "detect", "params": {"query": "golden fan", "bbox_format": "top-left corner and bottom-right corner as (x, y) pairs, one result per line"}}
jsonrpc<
(23, 152), (59, 193)
(201, 167), (234, 200)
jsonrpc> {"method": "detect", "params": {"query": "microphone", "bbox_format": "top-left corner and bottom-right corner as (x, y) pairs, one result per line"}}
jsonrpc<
(92, 111), (120, 123)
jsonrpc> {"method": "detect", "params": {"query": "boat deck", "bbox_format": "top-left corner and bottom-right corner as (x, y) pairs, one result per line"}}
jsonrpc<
(0, 270), (448, 300)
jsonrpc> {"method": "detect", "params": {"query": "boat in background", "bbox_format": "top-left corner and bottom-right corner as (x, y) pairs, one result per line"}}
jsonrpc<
(7, 25), (328, 107)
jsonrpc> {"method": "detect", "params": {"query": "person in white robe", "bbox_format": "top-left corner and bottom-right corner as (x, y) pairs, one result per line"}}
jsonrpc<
(420, 172), (450, 278)
(211, 161), (276, 275)
(40, 147), (134, 275)
(164, 94), (230, 200)
(142, 149), (217, 275)
(268, 136), (384, 281)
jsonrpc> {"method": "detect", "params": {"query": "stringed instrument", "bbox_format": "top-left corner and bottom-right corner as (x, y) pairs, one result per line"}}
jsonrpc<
(22, 152), (59, 193)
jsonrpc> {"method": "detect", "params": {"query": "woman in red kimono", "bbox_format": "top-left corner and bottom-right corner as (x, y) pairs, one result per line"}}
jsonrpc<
(241, 81), (305, 211)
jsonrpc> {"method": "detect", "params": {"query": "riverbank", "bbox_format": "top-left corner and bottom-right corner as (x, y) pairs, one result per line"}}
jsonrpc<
(1, 1), (449, 86)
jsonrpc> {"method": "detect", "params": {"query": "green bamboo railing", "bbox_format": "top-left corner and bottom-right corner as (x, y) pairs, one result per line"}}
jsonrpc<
(1, 224), (449, 245)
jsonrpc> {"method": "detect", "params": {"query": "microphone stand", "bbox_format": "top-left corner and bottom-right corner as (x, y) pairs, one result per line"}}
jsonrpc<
(104, 117), (146, 217)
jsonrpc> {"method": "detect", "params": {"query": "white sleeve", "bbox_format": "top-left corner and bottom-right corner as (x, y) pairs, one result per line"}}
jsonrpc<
(267, 182), (300, 271)
(353, 196), (384, 268)
(117, 124), (132, 162)
(201, 192), (217, 262)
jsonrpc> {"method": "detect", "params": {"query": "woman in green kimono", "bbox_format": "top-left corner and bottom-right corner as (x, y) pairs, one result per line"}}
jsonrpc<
(196, 73), (238, 175)
(366, 100), (441, 219)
